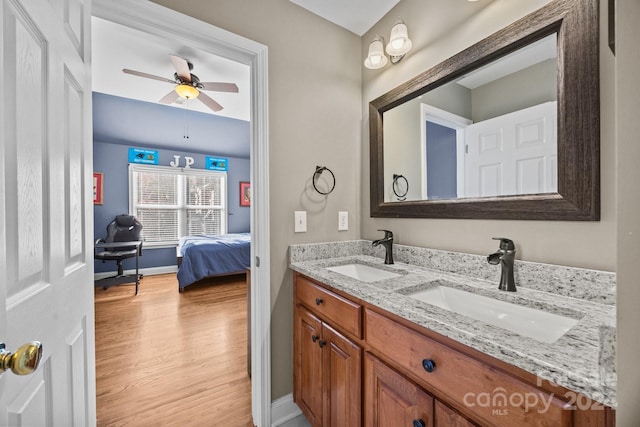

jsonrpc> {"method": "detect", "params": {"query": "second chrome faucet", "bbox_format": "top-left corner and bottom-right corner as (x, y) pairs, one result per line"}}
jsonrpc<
(487, 237), (517, 291)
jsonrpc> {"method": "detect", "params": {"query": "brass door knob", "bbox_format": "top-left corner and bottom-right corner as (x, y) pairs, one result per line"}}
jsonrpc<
(0, 341), (43, 375)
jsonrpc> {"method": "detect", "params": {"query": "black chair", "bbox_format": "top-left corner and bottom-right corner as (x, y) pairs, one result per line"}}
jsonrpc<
(94, 214), (143, 295)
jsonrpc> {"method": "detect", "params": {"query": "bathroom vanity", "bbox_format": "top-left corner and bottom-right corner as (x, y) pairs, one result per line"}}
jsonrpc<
(290, 241), (616, 427)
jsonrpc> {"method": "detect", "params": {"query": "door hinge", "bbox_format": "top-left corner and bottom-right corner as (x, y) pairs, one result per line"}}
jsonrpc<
(255, 256), (260, 267)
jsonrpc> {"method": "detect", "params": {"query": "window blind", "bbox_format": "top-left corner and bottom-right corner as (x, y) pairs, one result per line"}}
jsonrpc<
(129, 165), (227, 246)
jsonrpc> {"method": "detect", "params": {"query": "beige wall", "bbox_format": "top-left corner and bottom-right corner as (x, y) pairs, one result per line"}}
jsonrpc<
(383, 99), (422, 201)
(361, 0), (616, 272)
(150, 0), (362, 399)
(471, 58), (557, 122)
(615, 0), (640, 423)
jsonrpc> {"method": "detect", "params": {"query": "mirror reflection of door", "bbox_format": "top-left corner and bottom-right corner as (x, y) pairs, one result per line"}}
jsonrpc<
(464, 102), (557, 198)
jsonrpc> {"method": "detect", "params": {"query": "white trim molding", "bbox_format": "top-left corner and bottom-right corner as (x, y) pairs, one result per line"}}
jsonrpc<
(271, 394), (303, 427)
(92, 2), (271, 425)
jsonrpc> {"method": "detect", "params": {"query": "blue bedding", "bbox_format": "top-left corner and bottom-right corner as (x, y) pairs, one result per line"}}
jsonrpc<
(177, 233), (251, 289)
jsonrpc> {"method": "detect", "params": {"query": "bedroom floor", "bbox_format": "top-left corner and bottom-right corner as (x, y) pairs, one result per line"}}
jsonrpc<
(95, 273), (252, 426)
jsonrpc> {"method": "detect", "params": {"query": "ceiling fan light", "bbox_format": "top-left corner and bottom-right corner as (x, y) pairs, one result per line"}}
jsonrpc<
(386, 20), (412, 58)
(175, 84), (199, 99)
(364, 36), (388, 70)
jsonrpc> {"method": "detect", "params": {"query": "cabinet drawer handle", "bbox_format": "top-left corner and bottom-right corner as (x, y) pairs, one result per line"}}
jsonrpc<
(422, 359), (436, 373)
(412, 420), (426, 427)
(318, 340), (326, 348)
(315, 298), (323, 305)
(311, 335), (319, 343)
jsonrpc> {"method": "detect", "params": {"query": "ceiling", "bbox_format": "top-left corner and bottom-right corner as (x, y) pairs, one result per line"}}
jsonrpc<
(92, 17), (251, 121)
(91, 2), (399, 155)
(92, 0), (401, 121)
(289, 0), (400, 36)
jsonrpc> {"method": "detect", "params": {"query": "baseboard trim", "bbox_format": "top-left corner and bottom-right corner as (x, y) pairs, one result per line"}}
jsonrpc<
(94, 265), (177, 280)
(271, 393), (303, 427)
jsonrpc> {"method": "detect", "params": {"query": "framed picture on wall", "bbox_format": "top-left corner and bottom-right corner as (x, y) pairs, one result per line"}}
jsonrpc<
(240, 181), (250, 207)
(93, 172), (104, 205)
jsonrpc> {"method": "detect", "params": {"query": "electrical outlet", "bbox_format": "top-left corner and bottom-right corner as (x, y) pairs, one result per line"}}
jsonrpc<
(294, 211), (307, 233)
(338, 211), (348, 231)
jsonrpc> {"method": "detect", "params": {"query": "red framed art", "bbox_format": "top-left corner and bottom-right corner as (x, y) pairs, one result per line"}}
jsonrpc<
(93, 172), (104, 205)
(240, 181), (251, 207)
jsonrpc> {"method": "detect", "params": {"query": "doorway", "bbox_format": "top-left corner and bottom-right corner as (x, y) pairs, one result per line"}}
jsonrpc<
(420, 104), (472, 200)
(92, 1), (271, 425)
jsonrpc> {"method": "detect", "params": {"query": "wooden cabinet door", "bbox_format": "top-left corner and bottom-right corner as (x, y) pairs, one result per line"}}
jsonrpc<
(365, 353), (434, 427)
(322, 323), (362, 427)
(294, 305), (324, 427)
(434, 400), (477, 427)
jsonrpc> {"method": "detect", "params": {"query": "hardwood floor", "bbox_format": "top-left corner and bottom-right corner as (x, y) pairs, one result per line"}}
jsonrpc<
(95, 273), (253, 426)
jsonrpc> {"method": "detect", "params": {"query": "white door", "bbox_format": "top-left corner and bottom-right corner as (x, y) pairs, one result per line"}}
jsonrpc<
(465, 102), (557, 198)
(0, 0), (95, 425)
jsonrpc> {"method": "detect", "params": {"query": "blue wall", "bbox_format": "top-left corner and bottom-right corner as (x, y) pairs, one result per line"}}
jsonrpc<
(93, 92), (250, 159)
(93, 141), (250, 273)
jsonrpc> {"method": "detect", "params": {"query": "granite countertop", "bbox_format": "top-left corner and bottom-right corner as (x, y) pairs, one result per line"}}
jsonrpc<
(289, 242), (617, 408)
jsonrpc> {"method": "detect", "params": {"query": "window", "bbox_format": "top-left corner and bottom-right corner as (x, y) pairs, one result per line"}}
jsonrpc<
(129, 164), (227, 246)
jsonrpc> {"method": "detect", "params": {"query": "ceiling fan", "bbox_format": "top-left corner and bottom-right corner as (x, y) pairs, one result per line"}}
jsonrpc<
(122, 54), (239, 112)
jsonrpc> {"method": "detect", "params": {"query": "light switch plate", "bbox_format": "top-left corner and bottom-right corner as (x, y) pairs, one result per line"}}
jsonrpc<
(294, 211), (307, 233)
(338, 211), (348, 231)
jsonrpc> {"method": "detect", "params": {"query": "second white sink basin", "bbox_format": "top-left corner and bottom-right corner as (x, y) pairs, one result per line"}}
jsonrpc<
(406, 285), (580, 343)
(326, 263), (401, 283)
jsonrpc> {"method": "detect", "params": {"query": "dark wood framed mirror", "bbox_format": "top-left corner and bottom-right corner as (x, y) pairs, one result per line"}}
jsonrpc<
(369, 0), (599, 220)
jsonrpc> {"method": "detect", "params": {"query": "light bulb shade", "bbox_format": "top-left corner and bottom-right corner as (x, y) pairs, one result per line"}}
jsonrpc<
(385, 21), (412, 57)
(364, 37), (388, 69)
(175, 84), (200, 99)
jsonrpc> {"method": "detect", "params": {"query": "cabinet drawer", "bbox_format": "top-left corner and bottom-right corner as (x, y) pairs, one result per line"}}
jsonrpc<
(365, 309), (572, 427)
(296, 275), (362, 338)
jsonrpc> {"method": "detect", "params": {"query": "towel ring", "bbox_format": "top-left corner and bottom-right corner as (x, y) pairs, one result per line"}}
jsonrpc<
(312, 166), (336, 195)
(392, 174), (409, 200)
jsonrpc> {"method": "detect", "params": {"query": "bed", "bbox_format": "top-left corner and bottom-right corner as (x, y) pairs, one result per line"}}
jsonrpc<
(176, 232), (251, 291)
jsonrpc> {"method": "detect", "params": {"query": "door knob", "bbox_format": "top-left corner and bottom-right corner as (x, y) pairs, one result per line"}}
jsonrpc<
(0, 341), (43, 375)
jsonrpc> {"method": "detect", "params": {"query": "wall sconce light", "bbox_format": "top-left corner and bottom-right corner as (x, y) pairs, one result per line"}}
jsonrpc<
(364, 36), (388, 69)
(364, 18), (412, 70)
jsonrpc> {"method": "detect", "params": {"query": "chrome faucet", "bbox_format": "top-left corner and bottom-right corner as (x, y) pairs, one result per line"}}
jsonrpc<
(372, 229), (394, 264)
(487, 237), (517, 292)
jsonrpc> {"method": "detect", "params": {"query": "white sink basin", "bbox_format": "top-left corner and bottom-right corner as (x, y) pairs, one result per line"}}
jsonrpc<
(406, 285), (580, 343)
(326, 263), (401, 283)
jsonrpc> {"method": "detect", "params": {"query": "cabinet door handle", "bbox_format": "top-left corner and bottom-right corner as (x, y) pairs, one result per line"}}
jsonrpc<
(422, 359), (436, 373)
(312, 335), (319, 343)
(318, 340), (326, 348)
(315, 298), (323, 305)
(412, 420), (426, 427)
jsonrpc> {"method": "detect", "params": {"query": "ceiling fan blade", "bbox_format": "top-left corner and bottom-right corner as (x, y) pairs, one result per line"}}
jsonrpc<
(169, 54), (192, 82)
(159, 90), (179, 104)
(199, 82), (239, 93)
(198, 92), (223, 112)
(123, 68), (175, 84)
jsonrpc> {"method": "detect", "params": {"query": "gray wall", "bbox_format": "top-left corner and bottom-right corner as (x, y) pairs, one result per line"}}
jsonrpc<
(383, 99), (423, 201)
(616, 0), (640, 423)
(471, 58), (557, 122)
